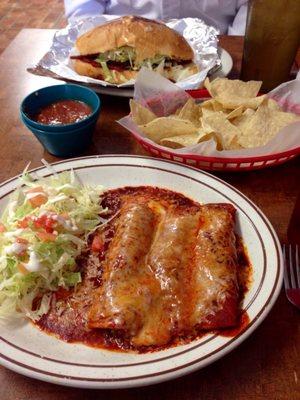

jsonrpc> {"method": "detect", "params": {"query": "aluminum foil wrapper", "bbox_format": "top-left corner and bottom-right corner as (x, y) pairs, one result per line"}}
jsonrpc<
(28, 16), (220, 90)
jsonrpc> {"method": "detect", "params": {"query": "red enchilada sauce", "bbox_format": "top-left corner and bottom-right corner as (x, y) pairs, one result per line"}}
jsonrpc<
(33, 99), (92, 125)
(36, 187), (252, 353)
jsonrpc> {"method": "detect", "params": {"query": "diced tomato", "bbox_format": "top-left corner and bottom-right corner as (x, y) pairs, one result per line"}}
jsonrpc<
(0, 223), (6, 232)
(37, 231), (57, 242)
(17, 263), (28, 275)
(28, 194), (48, 207)
(16, 237), (28, 244)
(26, 186), (48, 207)
(91, 235), (104, 252)
(34, 215), (56, 233)
(18, 216), (31, 229)
(33, 215), (46, 229)
(44, 217), (55, 233)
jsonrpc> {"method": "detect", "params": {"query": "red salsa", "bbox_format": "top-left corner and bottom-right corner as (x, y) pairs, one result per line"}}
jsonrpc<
(34, 100), (92, 125)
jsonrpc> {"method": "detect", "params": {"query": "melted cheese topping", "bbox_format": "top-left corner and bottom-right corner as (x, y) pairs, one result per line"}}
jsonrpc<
(133, 212), (199, 346)
(88, 200), (238, 347)
(192, 205), (238, 329)
(88, 203), (158, 335)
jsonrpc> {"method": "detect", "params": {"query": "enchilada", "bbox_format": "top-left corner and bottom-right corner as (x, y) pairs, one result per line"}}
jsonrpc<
(37, 186), (251, 352)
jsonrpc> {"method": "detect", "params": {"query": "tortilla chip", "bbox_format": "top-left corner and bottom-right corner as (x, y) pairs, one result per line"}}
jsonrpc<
(266, 98), (281, 111)
(200, 99), (215, 108)
(139, 117), (198, 143)
(205, 77), (262, 99)
(227, 136), (243, 150)
(215, 94), (266, 110)
(160, 132), (201, 148)
(204, 78), (265, 111)
(160, 127), (218, 149)
(204, 78), (213, 97)
(178, 99), (202, 127)
(174, 106), (183, 116)
(132, 78), (298, 151)
(232, 108), (255, 129)
(130, 99), (156, 125)
(200, 98), (224, 111)
(226, 106), (244, 120)
(202, 112), (241, 150)
(212, 101), (224, 112)
(238, 104), (299, 148)
(196, 128), (212, 140)
(198, 131), (223, 150)
(201, 107), (218, 119)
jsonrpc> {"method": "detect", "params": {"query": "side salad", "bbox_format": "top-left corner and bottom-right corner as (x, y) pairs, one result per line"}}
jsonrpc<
(0, 168), (105, 321)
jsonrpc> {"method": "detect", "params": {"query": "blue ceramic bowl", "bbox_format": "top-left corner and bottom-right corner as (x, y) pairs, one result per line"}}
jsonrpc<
(21, 84), (101, 131)
(21, 114), (97, 157)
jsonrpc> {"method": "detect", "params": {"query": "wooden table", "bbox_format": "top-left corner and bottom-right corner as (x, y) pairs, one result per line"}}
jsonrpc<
(0, 29), (299, 400)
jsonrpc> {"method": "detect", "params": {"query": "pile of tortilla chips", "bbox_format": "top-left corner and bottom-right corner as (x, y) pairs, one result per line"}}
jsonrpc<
(130, 78), (299, 150)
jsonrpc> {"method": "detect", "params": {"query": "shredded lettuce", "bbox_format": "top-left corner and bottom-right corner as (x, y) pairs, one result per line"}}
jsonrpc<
(96, 46), (136, 64)
(14, 203), (34, 220)
(94, 46), (196, 82)
(136, 54), (166, 70)
(100, 61), (113, 82)
(0, 169), (105, 321)
(96, 47), (169, 70)
(94, 46), (194, 82)
(154, 59), (165, 76)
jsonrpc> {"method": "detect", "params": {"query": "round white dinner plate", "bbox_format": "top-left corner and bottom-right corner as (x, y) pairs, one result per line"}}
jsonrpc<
(0, 155), (282, 389)
(92, 48), (233, 97)
(212, 48), (233, 78)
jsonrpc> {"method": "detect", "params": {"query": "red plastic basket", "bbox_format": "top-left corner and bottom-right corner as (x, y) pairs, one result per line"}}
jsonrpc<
(131, 89), (300, 172)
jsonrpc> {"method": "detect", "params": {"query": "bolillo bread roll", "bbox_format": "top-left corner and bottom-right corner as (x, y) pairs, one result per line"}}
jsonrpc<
(71, 16), (199, 84)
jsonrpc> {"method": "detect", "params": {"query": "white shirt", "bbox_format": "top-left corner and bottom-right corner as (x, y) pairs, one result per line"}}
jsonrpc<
(64, 0), (248, 35)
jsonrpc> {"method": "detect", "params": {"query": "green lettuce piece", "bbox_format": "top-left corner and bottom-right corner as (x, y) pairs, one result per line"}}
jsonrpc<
(14, 203), (34, 220)
(64, 272), (81, 286)
(95, 47), (169, 71)
(96, 46), (136, 64)
(99, 61), (113, 81)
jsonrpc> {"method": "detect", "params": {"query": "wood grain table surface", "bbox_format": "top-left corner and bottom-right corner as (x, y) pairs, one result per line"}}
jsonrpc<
(0, 29), (299, 400)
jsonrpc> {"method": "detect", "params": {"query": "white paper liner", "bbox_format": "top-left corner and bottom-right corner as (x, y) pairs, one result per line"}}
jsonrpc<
(118, 69), (300, 158)
(30, 16), (220, 90)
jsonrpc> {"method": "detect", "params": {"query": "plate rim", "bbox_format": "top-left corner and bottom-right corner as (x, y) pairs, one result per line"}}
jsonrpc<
(0, 155), (283, 388)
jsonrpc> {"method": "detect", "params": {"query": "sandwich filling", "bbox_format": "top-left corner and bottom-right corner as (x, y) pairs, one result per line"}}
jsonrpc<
(71, 45), (197, 83)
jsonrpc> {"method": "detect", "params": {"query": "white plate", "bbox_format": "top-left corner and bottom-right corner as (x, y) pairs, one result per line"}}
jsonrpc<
(212, 48), (233, 78)
(0, 155), (282, 389)
(92, 48), (233, 97)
